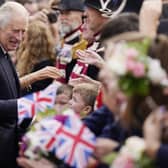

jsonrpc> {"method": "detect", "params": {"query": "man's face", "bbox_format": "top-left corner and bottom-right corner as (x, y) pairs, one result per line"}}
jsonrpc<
(59, 10), (82, 36)
(0, 15), (28, 51)
(85, 7), (102, 33)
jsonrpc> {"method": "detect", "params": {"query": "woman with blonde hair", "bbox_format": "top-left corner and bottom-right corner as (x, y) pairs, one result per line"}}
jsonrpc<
(16, 20), (56, 95)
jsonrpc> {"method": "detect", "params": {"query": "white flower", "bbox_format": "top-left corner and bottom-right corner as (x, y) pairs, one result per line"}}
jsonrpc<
(147, 59), (167, 84)
(107, 43), (127, 75)
(161, 78), (168, 87)
(120, 136), (146, 160)
(24, 132), (42, 159)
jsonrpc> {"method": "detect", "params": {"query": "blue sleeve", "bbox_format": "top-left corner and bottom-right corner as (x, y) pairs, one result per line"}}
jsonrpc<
(156, 144), (168, 168)
(82, 106), (114, 136)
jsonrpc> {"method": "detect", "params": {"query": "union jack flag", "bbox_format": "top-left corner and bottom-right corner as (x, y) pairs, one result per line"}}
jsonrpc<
(38, 119), (63, 153)
(18, 83), (59, 124)
(22, 110), (96, 167)
(55, 114), (96, 168)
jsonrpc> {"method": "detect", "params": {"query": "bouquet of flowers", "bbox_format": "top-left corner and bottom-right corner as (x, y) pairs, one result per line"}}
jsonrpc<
(107, 39), (168, 96)
(103, 136), (155, 168)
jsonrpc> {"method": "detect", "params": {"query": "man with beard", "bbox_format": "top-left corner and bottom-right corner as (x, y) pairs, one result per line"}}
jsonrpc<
(58, 0), (84, 44)
(57, 0), (121, 83)
(66, 0), (128, 84)
(54, 0), (84, 83)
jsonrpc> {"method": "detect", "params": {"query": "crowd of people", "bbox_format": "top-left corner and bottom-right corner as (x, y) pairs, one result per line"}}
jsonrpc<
(0, 0), (168, 167)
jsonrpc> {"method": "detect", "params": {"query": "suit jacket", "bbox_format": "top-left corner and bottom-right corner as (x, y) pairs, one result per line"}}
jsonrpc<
(0, 47), (20, 167)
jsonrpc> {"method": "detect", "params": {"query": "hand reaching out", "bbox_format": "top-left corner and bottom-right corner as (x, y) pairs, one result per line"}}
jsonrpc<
(33, 66), (63, 81)
(76, 49), (105, 69)
(68, 74), (101, 88)
(139, 0), (162, 37)
(20, 66), (63, 89)
(29, 9), (49, 23)
(143, 108), (168, 158)
(94, 138), (119, 159)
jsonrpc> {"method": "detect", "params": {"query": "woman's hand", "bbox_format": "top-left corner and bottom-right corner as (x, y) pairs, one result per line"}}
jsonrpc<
(76, 49), (105, 69)
(33, 66), (63, 81)
(20, 66), (63, 89)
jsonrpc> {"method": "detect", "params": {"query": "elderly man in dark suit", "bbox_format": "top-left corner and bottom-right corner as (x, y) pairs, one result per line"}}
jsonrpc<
(0, 1), (29, 167)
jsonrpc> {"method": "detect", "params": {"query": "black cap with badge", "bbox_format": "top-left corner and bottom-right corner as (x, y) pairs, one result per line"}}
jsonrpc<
(84, 0), (143, 17)
(84, 0), (127, 17)
(57, 0), (85, 12)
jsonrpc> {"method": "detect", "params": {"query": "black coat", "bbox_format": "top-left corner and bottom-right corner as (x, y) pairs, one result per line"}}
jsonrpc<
(0, 47), (20, 167)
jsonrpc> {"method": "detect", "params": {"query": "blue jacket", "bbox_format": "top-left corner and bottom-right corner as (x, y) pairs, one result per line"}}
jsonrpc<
(83, 105), (114, 137)
(156, 144), (168, 168)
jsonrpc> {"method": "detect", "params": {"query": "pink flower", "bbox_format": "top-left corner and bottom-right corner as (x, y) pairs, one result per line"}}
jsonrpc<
(125, 48), (139, 59)
(126, 59), (145, 78)
(112, 154), (135, 168)
(126, 59), (137, 71)
(132, 62), (145, 77)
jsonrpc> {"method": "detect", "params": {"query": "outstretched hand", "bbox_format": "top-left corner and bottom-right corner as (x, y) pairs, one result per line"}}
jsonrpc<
(139, 0), (162, 37)
(143, 108), (168, 158)
(94, 138), (119, 159)
(68, 74), (101, 88)
(29, 9), (49, 23)
(34, 66), (64, 80)
(76, 49), (105, 69)
(20, 66), (63, 89)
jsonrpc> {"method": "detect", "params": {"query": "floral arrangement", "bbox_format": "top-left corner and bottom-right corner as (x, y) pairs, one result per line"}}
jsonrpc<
(107, 39), (168, 96)
(103, 136), (155, 168)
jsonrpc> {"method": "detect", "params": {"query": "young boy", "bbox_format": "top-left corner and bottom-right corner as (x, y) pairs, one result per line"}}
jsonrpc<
(55, 84), (73, 113)
(68, 83), (98, 118)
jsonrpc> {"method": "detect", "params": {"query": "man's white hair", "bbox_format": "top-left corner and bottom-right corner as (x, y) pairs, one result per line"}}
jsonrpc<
(0, 1), (28, 29)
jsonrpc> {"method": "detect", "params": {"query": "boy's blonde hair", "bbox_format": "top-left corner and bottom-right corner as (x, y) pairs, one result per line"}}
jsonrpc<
(73, 83), (98, 110)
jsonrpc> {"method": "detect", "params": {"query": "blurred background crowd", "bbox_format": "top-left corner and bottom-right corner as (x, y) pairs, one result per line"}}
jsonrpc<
(0, 0), (168, 168)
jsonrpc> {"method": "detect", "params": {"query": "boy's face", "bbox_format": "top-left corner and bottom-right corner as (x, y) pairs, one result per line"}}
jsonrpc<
(68, 92), (86, 114)
(55, 93), (71, 113)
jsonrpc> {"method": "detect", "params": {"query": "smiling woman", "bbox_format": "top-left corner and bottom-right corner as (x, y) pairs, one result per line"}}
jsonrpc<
(16, 20), (57, 95)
